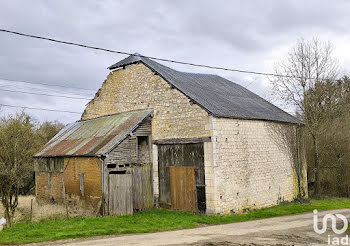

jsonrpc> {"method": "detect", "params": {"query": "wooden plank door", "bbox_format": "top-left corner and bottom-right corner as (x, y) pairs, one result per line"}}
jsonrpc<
(133, 164), (153, 210)
(157, 143), (205, 212)
(169, 166), (198, 212)
(108, 174), (133, 216)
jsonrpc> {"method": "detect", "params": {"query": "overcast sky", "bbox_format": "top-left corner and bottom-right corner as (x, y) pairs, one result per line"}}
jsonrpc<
(0, 0), (349, 124)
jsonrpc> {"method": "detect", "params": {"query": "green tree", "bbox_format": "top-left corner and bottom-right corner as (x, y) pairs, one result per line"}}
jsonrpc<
(0, 112), (64, 227)
(0, 112), (39, 227)
(36, 120), (65, 144)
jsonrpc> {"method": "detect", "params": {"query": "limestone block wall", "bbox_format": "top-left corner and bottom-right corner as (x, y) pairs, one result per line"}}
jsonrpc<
(209, 117), (302, 214)
(81, 63), (210, 140)
(81, 63), (210, 199)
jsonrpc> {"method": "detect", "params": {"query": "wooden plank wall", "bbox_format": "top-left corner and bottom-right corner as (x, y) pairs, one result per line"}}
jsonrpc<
(158, 143), (206, 212)
(104, 118), (152, 201)
(133, 164), (153, 210)
(104, 118), (152, 166)
(108, 174), (133, 215)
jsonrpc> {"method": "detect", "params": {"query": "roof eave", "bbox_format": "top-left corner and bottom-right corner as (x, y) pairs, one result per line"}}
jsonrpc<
(33, 154), (98, 158)
(212, 113), (302, 124)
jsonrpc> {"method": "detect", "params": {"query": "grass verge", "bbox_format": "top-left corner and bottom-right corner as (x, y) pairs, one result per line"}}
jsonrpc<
(1, 198), (350, 245)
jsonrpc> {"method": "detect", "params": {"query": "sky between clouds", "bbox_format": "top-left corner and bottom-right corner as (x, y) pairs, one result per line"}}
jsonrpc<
(0, 0), (349, 124)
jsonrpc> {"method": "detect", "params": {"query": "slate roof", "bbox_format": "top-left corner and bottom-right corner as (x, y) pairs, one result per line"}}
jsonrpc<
(109, 54), (300, 124)
(34, 109), (153, 158)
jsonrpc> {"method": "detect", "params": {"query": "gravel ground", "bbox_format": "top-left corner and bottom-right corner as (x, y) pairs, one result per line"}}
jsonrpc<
(32, 209), (350, 246)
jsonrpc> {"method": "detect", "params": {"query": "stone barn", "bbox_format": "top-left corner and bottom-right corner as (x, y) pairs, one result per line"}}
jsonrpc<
(35, 53), (307, 215)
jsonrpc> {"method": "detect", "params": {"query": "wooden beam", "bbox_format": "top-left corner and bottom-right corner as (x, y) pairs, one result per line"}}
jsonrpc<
(153, 137), (211, 145)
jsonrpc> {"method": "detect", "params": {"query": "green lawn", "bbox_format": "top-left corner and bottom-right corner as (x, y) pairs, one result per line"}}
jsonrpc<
(1, 198), (350, 245)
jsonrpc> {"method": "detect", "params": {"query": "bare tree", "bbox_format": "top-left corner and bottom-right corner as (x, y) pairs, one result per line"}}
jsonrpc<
(270, 38), (339, 197)
(0, 112), (39, 227)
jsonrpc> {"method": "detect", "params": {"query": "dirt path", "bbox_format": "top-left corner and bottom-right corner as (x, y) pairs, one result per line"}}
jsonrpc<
(38, 209), (350, 246)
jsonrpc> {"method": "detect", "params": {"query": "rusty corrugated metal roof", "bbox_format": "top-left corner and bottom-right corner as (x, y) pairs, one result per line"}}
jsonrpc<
(34, 109), (153, 157)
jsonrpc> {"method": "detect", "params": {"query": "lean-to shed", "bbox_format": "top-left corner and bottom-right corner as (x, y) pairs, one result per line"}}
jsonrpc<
(34, 109), (154, 215)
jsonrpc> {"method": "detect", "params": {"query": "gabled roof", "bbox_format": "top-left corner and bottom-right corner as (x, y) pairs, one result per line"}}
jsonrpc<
(109, 54), (300, 124)
(34, 109), (153, 158)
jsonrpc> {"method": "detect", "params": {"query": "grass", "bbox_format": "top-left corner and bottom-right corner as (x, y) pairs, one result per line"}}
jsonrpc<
(1, 198), (350, 245)
(0, 196), (94, 224)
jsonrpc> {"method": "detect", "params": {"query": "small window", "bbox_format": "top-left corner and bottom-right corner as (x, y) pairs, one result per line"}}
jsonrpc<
(79, 174), (85, 197)
(109, 170), (126, 174)
(107, 164), (116, 169)
(137, 136), (150, 164)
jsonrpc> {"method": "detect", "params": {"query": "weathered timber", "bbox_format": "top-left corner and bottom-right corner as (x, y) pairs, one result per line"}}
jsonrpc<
(108, 173), (133, 216)
(132, 164), (153, 210)
(34, 157), (64, 172)
(158, 143), (206, 212)
(169, 166), (198, 212)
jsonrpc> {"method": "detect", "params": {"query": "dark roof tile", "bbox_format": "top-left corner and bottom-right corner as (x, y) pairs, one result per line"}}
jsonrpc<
(109, 54), (300, 124)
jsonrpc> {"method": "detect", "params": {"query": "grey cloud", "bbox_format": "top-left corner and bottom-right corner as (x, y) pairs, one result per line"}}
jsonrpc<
(0, 0), (349, 123)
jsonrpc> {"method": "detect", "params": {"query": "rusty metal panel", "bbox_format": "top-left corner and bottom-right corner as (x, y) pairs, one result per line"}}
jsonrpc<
(34, 109), (153, 157)
(169, 166), (197, 213)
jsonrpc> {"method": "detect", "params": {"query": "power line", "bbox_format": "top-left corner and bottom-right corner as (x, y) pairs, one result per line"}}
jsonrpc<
(0, 76), (97, 91)
(0, 80), (297, 114)
(0, 86), (185, 107)
(0, 87), (167, 106)
(0, 28), (304, 79)
(0, 103), (82, 114)
(0, 88), (91, 100)
(0, 81), (83, 95)
(0, 102), (297, 117)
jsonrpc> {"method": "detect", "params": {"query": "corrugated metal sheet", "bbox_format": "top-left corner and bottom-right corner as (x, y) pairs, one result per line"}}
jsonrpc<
(34, 109), (153, 157)
(109, 54), (300, 124)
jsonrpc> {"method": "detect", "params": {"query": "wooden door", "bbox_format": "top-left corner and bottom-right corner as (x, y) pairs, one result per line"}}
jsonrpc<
(108, 174), (133, 216)
(133, 164), (153, 210)
(158, 143), (205, 210)
(169, 166), (198, 212)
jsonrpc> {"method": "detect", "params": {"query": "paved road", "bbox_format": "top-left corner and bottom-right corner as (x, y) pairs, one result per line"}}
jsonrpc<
(41, 209), (350, 246)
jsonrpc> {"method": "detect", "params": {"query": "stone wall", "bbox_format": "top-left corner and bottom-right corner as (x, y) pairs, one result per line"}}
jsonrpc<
(81, 63), (210, 201)
(81, 63), (210, 140)
(207, 117), (303, 214)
